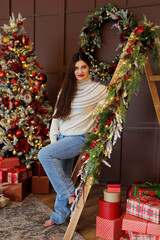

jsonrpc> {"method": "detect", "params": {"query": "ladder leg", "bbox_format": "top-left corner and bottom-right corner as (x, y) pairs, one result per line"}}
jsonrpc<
(71, 153), (83, 185)
(63, 177), (92, 240)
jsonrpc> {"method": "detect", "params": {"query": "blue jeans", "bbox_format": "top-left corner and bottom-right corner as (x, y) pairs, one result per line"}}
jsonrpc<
(38, 133), (87, 224)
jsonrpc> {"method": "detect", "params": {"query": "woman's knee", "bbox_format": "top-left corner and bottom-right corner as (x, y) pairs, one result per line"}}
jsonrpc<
(38, 147), (48, 163)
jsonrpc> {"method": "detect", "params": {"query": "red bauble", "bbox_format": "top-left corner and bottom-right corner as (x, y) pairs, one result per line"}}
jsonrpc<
(15, 129), (24, 138)
(11, 78), (17, 84)
(37, 73), (47, 84)
(0, 70), (6, 78)
(34, 81), (41, 89)
(13, 100), (20, 107)
(19, 56), (26, 62)
(30, 72), (36, 78)
(17, 21), (23, 26)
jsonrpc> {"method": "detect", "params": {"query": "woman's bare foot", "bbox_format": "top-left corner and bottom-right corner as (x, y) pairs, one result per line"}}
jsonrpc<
(44, 220), (54, 227)
(68, 196), (75, 204)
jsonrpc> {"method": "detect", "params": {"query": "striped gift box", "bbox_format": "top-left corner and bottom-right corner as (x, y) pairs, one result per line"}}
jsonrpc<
(96, 213), (125, 239)
(126, 196), (160, 224)
(128, 231), (160, 240)
(122, 213), (160, 236)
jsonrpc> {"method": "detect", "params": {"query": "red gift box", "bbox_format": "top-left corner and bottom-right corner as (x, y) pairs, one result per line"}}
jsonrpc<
(0, 169), (8, 183)
(108, 184), (121, 193)
(2, 178), (31, 201)
(126, 195), (160, 224)
(0, 157), (20, 168)
(99, 196), (121, 220)
(32, 161), (46, 176)
(96, 213), (125, 240)
(31, 176), (51, 194)
(122, 213), (160, 236)
(128, 231), (160, 240)
(7, 166), (32, 184)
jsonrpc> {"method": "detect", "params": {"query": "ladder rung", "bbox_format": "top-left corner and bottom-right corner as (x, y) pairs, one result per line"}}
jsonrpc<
(150, 76), (160, 81)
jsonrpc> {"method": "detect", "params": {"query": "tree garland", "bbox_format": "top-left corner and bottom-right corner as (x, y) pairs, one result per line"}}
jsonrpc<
(80, 3), (136, 81)
(70, 16), (160, 215)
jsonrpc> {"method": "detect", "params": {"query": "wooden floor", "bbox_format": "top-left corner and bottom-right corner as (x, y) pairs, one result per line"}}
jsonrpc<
(35, 184), (105, 240)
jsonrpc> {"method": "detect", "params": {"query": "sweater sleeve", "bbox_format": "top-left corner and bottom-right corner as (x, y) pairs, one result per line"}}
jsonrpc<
(49, 118), (60, 143)
(49, 90), (61, 143)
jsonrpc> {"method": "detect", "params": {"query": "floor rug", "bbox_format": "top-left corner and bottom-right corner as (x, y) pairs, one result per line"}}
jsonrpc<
(0, 194), (85, 240)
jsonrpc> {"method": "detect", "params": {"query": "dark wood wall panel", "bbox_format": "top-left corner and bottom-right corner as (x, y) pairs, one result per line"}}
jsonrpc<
(94, 22), (122, 64)
(121, 130), (158, 185)
(96, 0), (127, 9)
(66, 0), (94, 12)
(35, 0), (60, 15)
(0, 0), (9, 18)
(11, 0), (34, 16)
(45, 73), (61, 107)
(65, 12), (91, 64)
(35, 16), (60, 71)
(127, 0), (160, 8)
(124, 76), (158, 125)
(99, 138), (122, 185)
(128, 5), (160, 26)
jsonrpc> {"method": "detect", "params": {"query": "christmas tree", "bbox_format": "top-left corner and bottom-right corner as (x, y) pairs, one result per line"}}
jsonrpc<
(0, 13), (53, 167)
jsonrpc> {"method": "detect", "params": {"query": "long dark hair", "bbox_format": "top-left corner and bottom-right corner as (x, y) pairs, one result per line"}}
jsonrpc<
(53, 51), (90, 120)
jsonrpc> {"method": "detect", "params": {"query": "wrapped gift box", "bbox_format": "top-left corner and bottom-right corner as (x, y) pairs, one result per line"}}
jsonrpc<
(2, 178), (31, 201)
(108, 184), (121, 193)
(0, 169), (7, 183)
(32, 161), (46, 176)
(96, 212), (125, 240)
(31, 176), (51, 194)
(126, 195), (160, 224)
(7, 166), (32, 184)
(99, 196), (121, 220)
(128, 231), (160, 240)
(0, 194), (10, 208)
(122, 213), (160, 236)
(0, 157), (20, 168)
(104, 189), (121, 202)
(131, 183), (160, 199)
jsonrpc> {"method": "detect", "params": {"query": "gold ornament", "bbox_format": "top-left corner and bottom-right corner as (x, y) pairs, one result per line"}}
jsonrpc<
(3, 36), (11, 43)
(0, 131), (3, 136)
(26, 57), (31, 63)
(1, 59), (6, 65)
(26, 164), (31, 169)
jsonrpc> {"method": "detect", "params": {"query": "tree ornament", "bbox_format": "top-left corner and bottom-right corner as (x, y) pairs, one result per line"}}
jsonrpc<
(26, 164), (31, 169)
(3, 36), (11, 43)
(30, 72), (36, 78)
(19, 55), (26, 62)
(13, 100), (20, 107)
(24, 92), (32, 104)
(0, 70), (6, 78)
(37, 73), (47, 84)
(15, 129), (24, 138)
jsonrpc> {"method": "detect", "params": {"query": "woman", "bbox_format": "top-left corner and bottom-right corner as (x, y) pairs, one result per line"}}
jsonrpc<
(38, 51), (107, 226)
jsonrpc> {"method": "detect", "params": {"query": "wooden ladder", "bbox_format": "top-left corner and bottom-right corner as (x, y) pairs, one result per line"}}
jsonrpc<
(144, 55), (160, 125)
(64, 39), (160, 240)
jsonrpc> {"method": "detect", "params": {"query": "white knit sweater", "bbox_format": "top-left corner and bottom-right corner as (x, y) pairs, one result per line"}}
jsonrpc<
(49, 77), (107, 143)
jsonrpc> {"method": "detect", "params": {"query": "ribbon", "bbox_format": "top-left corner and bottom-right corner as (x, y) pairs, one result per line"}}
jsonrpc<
(8, 165), (27, 183)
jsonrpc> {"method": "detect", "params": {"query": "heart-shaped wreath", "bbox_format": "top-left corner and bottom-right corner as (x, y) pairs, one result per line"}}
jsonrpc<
(80, 3), (136, 81)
